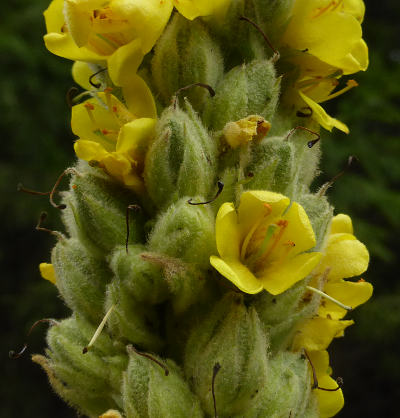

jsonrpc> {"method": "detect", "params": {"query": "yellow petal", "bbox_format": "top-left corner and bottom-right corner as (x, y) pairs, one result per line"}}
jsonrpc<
(74, 139), (109, 162)
(279, 202), (317, 256)
(322, 233), (369, 281)
(123, 74), (157, 119)
(64, 0), (94, 48)
(214, 203), (241, 259)
(259, 252), (322, 295)
(39, 263), (56, 284)
(238, 191), (290, 241)
(107, 39), (144, 86)
(293, 318), (354, 351)
(174, 0), (231, 20)
(210, 256), (264, 294)
(320, 280), (373, 319)
(343, 0), (365, 23)
(43, 0), (65, 33)
(336, 39), (369, 74)
(72, 61), (97, 90)
(330, 214), (353, 235)
(102, 152), (131, 177)
(116, 118), (156, 161)
(316, 374), (345, 418)
(298, 90), (349, 133)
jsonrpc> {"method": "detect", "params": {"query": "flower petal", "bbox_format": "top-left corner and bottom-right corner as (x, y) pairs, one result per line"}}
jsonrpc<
(238, 191), (290, 241)
(293, 317), (354, 351)
(316, 374), (345, 418)
(123, 75), (157, 119)
(214, 203), (241, 259)
(72, 61), (97, 91)
(39, 263), (56, 284)
(259, 252), (322, 295)
(298, 91), (349, 133)
(330, 214), (353, 235)
(320, 280), (373, 320)
(210, 256), (264, 294)
(174, 0), (231, 20)
(74, 139), (108, 161)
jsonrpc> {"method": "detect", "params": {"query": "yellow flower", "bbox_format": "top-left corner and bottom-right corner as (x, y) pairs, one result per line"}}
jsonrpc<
(316, 214), (372, 319)
(39, 263), (56, 284)
(282, 0), (368, 75)
(44, 0), (231, 85)
(307, 350), (344, 418)
(292, 214), (372, 351)
(222, 115), (271, 148)
(72, 74), (157, 191)
(210, 191), (322, 295)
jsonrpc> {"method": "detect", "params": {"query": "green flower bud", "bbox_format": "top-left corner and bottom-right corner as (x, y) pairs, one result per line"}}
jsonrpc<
(240, 351), (317, 418)
(152, 14), (223, 112)
(105, 280), (164, 352)
(52, 238), (110, 323)
(123, 347), (204, 418)
(144, 102), (217, 209)
(254, 282), (319, 351)
(203, 59), (279, 131)
(34, 316), (127, 417)
(109, 245), (169, 305)
(184, 293), (269, 416)
(64, 163), (145, 255)
(148, 198), (216, 266)
(244, 136), (295, 194)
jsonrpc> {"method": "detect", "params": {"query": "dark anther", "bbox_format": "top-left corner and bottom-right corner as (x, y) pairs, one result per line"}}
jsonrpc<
(173, 83), (216, 108)
(296, 107), (313, 118)
(318, 155), (358, 196)
(128, 345), (169, 376)
(36, 212), (63, 239)
(66, 87), (80, 108)
(188, 181), (224, 206)
(89, 68), (107, 89)
(17, 183), (51, 196)
(285, 126), (320, 148)
(303, 349), (343, 392)
(212, 362), (221, 418)
(239, 16), (280, 62)
(9, 318), (57, 359)
(126, 204), (142, 253)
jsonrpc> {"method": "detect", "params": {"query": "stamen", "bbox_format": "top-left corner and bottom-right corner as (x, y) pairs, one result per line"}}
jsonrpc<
(212, 362), (221, 418)
(187, 181), (224, 205)
(89, 67), (107, 89)
(312, 0), (343, 18)
(285, 126), (320, 148)
(306, 286), (352, 311)
(9, 318), (58, 359)
(258, 219), (288, 264)
(36, 212), (64, 240)
(50, 168), (79, 210)
(318, 155), (357, 196)
(240, 203), (272, 261)
(296, 107), (313, 118)
(125, 204), (142, 254)
(239, 16), (280, 62)
(318, 80), (358, 103)
(17, 183), (50, 196)
(128, 345), (170, 376)
(83, 304), (115, 354)
(84, 102), (97, 126)
(173, 83), (215, 109)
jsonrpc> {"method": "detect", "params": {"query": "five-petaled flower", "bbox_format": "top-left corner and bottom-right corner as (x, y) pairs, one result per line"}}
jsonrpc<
(210, 191), (322, 295)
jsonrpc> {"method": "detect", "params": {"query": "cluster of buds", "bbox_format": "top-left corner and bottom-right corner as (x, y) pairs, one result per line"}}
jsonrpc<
(22, 0), (373, 417)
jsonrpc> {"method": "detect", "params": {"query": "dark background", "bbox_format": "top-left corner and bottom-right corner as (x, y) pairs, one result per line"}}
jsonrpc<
(1, 1), (399, 416)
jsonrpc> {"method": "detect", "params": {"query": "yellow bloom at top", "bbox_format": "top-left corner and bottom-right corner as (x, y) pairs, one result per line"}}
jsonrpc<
(72, 74), (157, 191)
(282, 0), (368, 75)
(44, 0), (231, 85)
(210, 191), (322, 295)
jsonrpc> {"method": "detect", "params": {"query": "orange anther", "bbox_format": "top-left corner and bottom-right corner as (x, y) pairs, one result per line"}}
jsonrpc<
(112, 106), (118, 113)
(102, 129), (110, 135)
(284, 240), (296, 247)
(358, 278), (366, 282)
(104, 87), (113, 93)
(84, 102), (95, 110)
(277, 219), (289, 227)
(72, 184), (77, 190)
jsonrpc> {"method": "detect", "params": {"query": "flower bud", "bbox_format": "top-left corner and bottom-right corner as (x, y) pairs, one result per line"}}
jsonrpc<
(34, 316), (127, 417)
(52, 238), (110, 323)
(105, 280), (164, 352)
(152, 14), (223, 111)
(203, 59), (279, 131)
(64, 163), (145, 255)
(122, 346), (203, 418)
(184, 292), (269, 416)
(144, 102), (217, 209)
(109, 244), (169, 305)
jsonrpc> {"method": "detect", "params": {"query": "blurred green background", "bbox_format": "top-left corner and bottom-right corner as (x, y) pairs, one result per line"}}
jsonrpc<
(1, 0), (399, 416)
